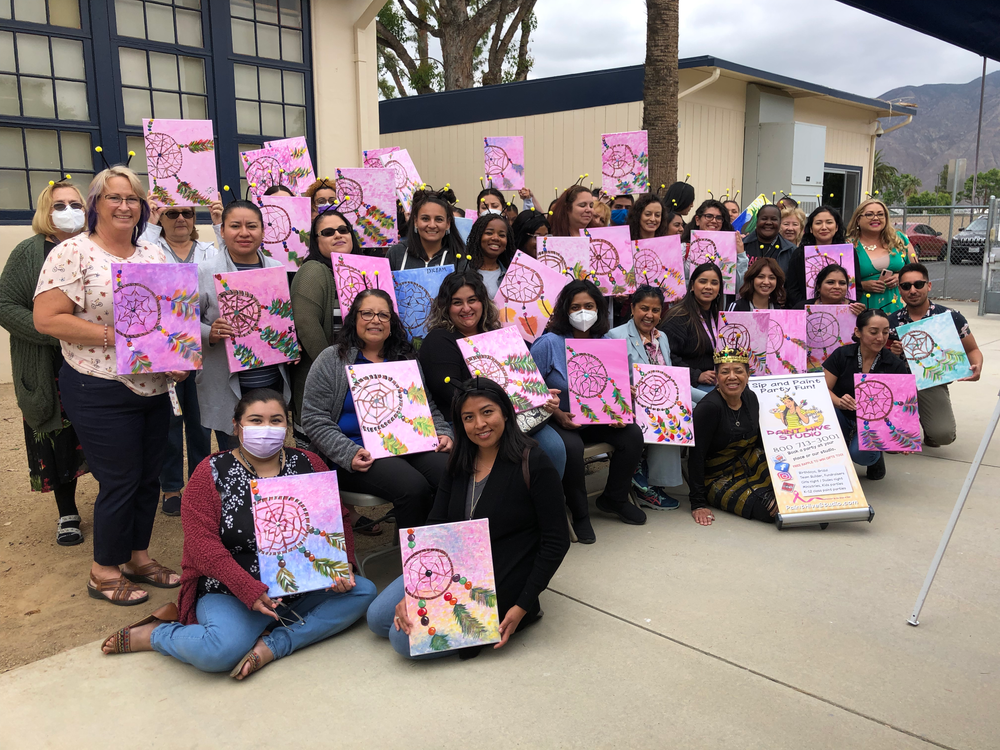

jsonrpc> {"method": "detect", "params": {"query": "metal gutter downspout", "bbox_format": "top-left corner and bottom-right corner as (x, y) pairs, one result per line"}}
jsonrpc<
(882, 115), (913, 135)
(678, 67), (721, 99)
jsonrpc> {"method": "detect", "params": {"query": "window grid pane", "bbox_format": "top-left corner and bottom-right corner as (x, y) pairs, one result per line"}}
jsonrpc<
(0, 127), (95, 209)
(114, 1), (204, 47)
(6, 33), (91, 122)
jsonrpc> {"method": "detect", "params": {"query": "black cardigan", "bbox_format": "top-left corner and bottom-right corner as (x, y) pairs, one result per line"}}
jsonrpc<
(785, 245), (863, 310)
(687, 388), (761, 511)
(417, 327), (469, 421)
(426, 446), (571, 618)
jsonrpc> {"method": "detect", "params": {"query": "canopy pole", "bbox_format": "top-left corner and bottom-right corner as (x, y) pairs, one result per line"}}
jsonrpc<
(971, 57), (986, 203)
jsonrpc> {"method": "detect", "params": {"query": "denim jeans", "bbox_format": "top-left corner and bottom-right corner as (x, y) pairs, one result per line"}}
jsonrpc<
(160, 379), (212, 493)
(532, 424), (567, 479)
(150, 579), (377, 672)
(691, 384), (714, 404)
(366, 575), (450, 661)
(837, 410), (881, 467)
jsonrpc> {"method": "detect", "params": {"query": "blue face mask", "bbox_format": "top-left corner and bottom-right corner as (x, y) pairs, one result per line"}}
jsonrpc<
(611, 208), (629, 225)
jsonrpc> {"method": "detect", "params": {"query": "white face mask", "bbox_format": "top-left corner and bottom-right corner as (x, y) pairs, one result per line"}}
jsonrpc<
(240, 425), (286, 459)
(569, 309), (598, 332)
(51, 207), (85, 234)
(480, 207), (502, 217)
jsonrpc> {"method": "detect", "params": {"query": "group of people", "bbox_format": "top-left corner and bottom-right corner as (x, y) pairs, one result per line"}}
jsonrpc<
(0, 166), (983, 679)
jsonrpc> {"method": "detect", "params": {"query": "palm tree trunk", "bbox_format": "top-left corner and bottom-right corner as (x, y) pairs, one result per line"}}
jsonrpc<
(642, 0), (679, 189)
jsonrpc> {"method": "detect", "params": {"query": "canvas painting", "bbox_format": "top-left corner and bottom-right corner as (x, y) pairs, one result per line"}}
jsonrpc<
(759, 309), (807, 375)
(687, 230), (739, 294)
(346, 359), (439, 459)
(483, 136), (525, 191)
(535, 235), (591, 279)
(213, 267), (300, 372)
(240, 145), (298, 200)
(854, 373), (922, 452)
(332, 168), (398, 249)
(263, 136), (316, 195)
(252, 472), (348, 599)
(363, 146), (399, 169)
(379, 148), (422, 213)
(565, 338), (634, 425)
(896, 313), (972, 389)
(400, 519), (501, 656)
(631, 363), (694, 445)
(805, 304), (857, 372)
(731, 193), (766, 233)
(259, 195), (310, 271)
(804, 243), (856, 299)
(633, 235), (686, 303)
(495, 250), (570, 343)
(601, 130), (648, 195)
(453, 216), (474, 243)
(392, 264), (455, 345)
(579, 225), (635, 295)
(332, 254), (397, 316)
(112, 262), (202, 375)
(456, 327), (551, 413)
(717, 310), (769, 376)
(142, 118), (216, 207)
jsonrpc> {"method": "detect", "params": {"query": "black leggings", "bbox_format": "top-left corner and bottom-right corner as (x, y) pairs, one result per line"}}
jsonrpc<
(336, 451), (449, 530)
(54, 479), (79, 518)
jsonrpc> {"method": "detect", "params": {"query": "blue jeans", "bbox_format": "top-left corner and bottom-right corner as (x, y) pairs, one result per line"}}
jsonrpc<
(691, 383), (714, 404)
(150, 579), (377, 672)
(367, 575), (451, 661)
(160, 379), (212, 493)
(837, 410), (881, 467)
(532, 424), (567, 478)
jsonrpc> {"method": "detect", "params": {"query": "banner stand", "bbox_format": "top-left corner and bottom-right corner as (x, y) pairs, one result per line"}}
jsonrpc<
(777, 506), (875, 530)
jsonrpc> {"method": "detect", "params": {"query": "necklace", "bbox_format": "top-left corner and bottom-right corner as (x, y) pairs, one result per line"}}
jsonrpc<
(861, 242), (879, 253)
(469, 459), (490, 519)
(726, 400), (745, 427)
(238, 447), (285, 478)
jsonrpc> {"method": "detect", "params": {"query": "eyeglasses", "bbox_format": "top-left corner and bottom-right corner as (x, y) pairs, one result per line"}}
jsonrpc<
(163, 209), (194, 220)
(862, 212), (886, 220)
(700, 213), (723, 223)
(319, 226), (352, 237)
(103, 195), (141, 206)
(899, 280), (928, 291)
(52, 201), (84, 211)
(315, 197), (337, 206)
(358, 310), (391, 322)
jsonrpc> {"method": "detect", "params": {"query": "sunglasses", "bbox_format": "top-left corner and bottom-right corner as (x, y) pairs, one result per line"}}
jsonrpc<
(899, 280), (927, 291)
(319, 226), (352, 237)
(164, 209), (195, 220)
(52, 201), (84, 211)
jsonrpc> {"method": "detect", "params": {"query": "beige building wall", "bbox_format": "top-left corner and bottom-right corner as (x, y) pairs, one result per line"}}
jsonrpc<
(794, 97), (878, 196)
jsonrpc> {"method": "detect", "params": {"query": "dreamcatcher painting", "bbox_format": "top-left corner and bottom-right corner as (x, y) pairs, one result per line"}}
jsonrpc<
(804, 304), (856, 372)
(535, 235), (590, 278)
(252, 472), (348, 598)
(213, 267), (300, 372)
(483, 136), (525, 191)
(378, 148), (422, 214)
(112, 263), (201, 375)
(262, 136), (315, 195)
(601, 130), (648, 195)
(240, 145), (294, 201)
(631, 363), (694, 445)
(687, 230), (738, 294)
(346, 359), (439, 459)
(258, 195), (310, 271)
(332, 168), (397, 249)
(363, 146), (399, 169)
(896, 314), (972, 389)
(392, 264), (454, 346)
(456, 327), (551, 413)
(804, 243), (856, 298)
(400, 519), (501, 655)
(578, 225), (635, 295)
(633, 235), (686, 303)
(141, 118), (216, 207)
(717, 311), (769, 375)
(758, 309), (807, 375)
(494, 250), (570, 343)
(565, 338), (633, 425)
(854, 373), (922, 452)
(332, 254), (397, 316)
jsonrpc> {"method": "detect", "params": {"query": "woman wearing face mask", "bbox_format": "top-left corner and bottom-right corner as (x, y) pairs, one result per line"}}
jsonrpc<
(729, 257), (785, 311)
(304, 178), (339, 219)
(548, 187), (594, 237)
(783, 206), (848, 309)
(0, 180), (91, 546)
(823, 309), (910, 480)
(742, 204), (796, 274)
(799, 264), (866, 316)
(779, 207), (806, 247)
(386, 195), (466, 270)
(99, 388), (376, 679)
(531, 280), (647, 542)
(848, 199), (917, 315)
(628, 194), (667, 240)
(476, 187), (506, 217)
(460, 213), (514, 297)
(511, 210), (549, 259)
(660, 263), (724, 403)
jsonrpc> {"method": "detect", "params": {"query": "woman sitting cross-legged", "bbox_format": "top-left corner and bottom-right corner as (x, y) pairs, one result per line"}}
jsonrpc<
(99, 388), (377, 679)
(367, 377), (571, 659)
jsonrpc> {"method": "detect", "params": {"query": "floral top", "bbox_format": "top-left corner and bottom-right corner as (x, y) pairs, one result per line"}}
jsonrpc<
(34, 234), (168, 396)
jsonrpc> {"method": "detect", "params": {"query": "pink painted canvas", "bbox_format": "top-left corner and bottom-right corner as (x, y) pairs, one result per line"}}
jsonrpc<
(213, 267), (300, 371)
(259, 195), (310, 271)
(456, 327), (550, 413)
(804, 243), (856, 299)
(252, 472), (348, 598)
(565, 338), (634, 425)
(854, 373), (922, 452)
(759, 308), (807, 375)
(631, 363), (694, 445)
(495, 250), (570, 343)
(717, 310), (769, 375)
(687, 231), (739, 294)
(263, 136), (316, 195)
(346, 359), (439, 460)
(602, 130), (648, 195)
(332, 254), (397, 316)
(805, 304), (856, 372)
(112, 263), (202, 375)
(240, 145), (291, 200)
(633, 235), (686, 303)
(400, 519), (501, 656)
(363, 146), (399, 169)
(142, 118), (216, 207)
(333, 168), (398, 249)
(579, 225), (635, 295)
(379, 148), (422, 213)
(483, 136), (525, 191)
(535, 235), (590, 279)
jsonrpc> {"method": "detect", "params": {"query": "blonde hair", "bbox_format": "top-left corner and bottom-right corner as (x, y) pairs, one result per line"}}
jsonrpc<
(590, 202), (611, 227)
(847, 198), (906, 253)
(304, 177), (337, 207)
(86, 166), (150, 244)
(31, 181), (85, 236)
(780, 206), (807, 246)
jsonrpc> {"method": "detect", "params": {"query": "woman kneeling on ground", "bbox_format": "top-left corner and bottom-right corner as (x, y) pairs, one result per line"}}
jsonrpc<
(100, 388), (376, 679)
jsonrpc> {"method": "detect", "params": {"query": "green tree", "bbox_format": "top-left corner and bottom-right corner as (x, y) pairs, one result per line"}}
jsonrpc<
(960, 168), (1000, 205)
(880, 172), (921, 206)
(906, 191), (951, 215)
(872, 149), (899, 197)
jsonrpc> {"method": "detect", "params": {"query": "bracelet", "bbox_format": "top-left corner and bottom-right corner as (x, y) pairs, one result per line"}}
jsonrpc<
(102, 324), (108, 352)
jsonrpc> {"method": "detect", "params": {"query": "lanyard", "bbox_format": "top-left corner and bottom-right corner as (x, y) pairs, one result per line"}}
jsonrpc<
(856, 345), (881, 374)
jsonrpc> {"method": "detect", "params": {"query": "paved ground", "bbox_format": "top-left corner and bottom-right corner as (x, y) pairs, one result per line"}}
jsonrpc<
(1, 301), (998, 749)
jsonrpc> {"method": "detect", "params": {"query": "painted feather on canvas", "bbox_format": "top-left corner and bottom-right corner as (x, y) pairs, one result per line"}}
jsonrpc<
(804, 243), (856, 299)
(240, 145), (296, 201)
(483, 136), (525, 191)
(805, 304), (856, 372)
(400, 519), (501, 656)
(252, 472), (348, 598)
(363, 146), (399, 169)
(392, 264), (455, 345)
(379, 148), (422, 214)
(263, 136), (316, 194)
(535, 235), (591, 279)
(633, 235), (686, 303)
(345, 359), (439, 459)
(112, 263), (202, 375)
(456, 327), (551, 413)
(214, 266), (300, 372)
(332, 168), (398, 249)
(495, 250), (570, 343)
(717, 310), (769, 376)
(602, 130), (648, 195)
(579, 225), (635, 295)
(565, 338), (634, 425)
(896, 313), (972, 389)
(687, 230), (738, 294)
(759, 308), (807, 375)
(631, 363), (694, 445)
(854, 373), (922, 452)
(332, 254), (397, 316)
(142, 118), (216, 207)
(258, 195), (310, 271)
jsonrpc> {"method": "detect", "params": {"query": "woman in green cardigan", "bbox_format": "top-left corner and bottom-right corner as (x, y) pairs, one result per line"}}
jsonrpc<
(0, 180), (89, 545)
(847, 198), (918, 315)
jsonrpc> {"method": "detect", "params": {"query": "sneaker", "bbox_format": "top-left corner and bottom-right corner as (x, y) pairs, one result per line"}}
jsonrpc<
(631, 476), (660, 507)
(636, 488), (681, 511)
(572, 516), (596, 544)
(866, 454), (887, 480)
(596, 495), (647, 525)
(161, 492), (182, 516)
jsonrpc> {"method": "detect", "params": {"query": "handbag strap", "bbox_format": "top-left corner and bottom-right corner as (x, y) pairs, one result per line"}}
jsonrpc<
(522, 447), (531, 491)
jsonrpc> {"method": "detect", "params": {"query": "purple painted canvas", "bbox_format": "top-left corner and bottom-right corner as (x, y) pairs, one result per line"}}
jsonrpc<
(805, 304), (857, 372)
(855, 373), (922, 452)
(252, 472), (348, 598)
(495, 250), (570, 343)
(214, 267), (300, 372)
(142, 118), (216, 207)
(400, 519), (501, 656)
(392, 265), (454, 345)
(378, 148), (422, 213)
(804, 243), (856, 299)
(758, 308), (807, 375)
(456, 327), (551, 413)
(634, 235), (686, 303)
(535, 235), (591, 279)
(717, 310), (769, 375)
(112, 263), (201, 375)
(332, 254), (397, 316)
(565, 338), (634, 425)
(333, 168), (398, 249)
(579, 225), (635, 294)
(259, 195), (310, 271)
(363, 146), (399, 169)
(602, 130), (648, 195)
(632, 363), (694, 445)
(687, 231), (739, 294)
(483, 136), (525, 191)
(263, 136), (316, 195)
(346, 359), (439, 460)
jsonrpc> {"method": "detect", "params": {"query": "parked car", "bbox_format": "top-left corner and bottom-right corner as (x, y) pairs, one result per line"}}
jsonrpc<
(900, 223), (946, 260)
(950, 216), (988, 265)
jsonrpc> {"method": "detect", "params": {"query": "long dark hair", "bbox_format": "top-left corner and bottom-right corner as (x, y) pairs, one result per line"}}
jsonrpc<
(738, 256), (786, 306)
(426, 269), (501, 334)
(681, 200), (734, 242)
(448, 377), (536, 476)
(801, 206), (846, 246)
(628, 194), (667, 240)
(335, 289), (415, 361)
(305, 208), (362, 268)
(662, 182), (695, 215)
(511, 210), (549, 255)
(463, 213), (515, 271)
(662, 262), (723, 355)
(546, 279), (610, 338)
(405, 195), (466, 261)
(548, 186), (593, 236)
(813, 262), (851, 300)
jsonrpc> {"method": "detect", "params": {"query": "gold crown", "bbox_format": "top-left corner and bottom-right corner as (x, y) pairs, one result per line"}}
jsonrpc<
(713, 347), (751, 365)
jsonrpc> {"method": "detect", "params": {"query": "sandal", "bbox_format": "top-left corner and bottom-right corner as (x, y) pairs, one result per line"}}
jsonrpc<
(102, 603), (178, 654)
(122, 559), (181, 589)
(87, 573), (149, 607)
(230, 647), (266, 680)
(56, 515), (83, 547)
(352, 515), (384, 537)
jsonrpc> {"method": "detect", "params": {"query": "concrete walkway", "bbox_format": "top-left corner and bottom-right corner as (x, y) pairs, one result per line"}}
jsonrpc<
(3, 302), (998, 749)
